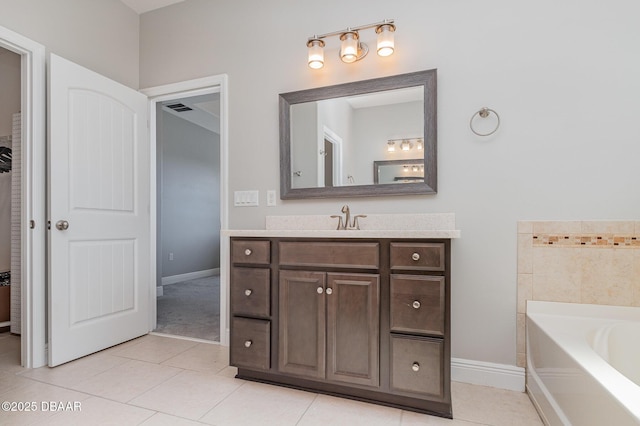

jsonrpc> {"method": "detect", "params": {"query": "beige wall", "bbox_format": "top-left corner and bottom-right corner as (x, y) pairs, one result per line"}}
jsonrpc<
(140, 0), (640, 367)
(0, 0), (139, 88)
(517, 221), (640, 367)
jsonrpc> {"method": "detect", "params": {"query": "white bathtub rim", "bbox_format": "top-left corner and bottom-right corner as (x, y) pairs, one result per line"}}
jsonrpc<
(526, 301), (640, 422)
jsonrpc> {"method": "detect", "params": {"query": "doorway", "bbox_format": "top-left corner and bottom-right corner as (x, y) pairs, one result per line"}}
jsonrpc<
(0, 25), (47, 368)
(0, 47), (20, 338)
(143, 76), (229, 347)
(154, 93), (221, 342)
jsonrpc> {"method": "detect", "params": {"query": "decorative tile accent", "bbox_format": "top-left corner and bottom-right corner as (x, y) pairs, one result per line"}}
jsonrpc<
(533, 233), (640, 247)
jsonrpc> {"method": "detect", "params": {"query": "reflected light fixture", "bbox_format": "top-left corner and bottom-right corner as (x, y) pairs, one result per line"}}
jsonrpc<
(386, 137), (423, 152)
(307, 19), (395, 69)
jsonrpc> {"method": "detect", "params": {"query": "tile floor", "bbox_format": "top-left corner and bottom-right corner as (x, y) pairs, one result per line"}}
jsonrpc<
(0, 332), (543, 425)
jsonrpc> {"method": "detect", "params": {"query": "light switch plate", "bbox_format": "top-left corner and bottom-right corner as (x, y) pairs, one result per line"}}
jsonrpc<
(234, 190), (259, 207)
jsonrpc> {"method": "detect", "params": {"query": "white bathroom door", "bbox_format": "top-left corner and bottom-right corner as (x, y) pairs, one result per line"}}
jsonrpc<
(48, 54), (150, 366)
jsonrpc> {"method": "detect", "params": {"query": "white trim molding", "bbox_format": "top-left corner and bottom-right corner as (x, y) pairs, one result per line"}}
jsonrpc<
(451, 358), (526, 392)
(161, 268), (220, 286)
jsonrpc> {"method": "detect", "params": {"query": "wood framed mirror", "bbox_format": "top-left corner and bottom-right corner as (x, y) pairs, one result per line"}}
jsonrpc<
(279, 69), (437, 199)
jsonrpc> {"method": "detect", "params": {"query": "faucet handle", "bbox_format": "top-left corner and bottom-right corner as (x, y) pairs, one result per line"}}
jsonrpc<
(330, 215), (345, 230)
(351, 214), (367, 230)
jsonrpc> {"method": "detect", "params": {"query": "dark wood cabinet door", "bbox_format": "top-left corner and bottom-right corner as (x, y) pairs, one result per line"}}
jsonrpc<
(326, 273), (380, 387)
(278, 270), (326, 379)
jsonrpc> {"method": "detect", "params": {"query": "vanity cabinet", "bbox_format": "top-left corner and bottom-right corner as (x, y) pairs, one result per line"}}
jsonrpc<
(279, 269), (379, 387)
(229, 236), (452, 418)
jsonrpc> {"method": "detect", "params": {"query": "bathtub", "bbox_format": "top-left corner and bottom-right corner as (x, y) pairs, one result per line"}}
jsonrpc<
(526, 301), (640, 425)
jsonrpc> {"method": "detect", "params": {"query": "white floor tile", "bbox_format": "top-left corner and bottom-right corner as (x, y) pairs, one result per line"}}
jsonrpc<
(33, 396), (155, 426)
(0, 333), (544, 426)
(129, 369), (241, 420)
(67, 359), (181, 403)
(199, 381), (315, 426)
(297, 394), (402, 426)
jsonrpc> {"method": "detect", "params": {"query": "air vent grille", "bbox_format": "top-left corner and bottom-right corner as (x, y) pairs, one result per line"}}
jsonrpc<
(166, 103), (193, 112)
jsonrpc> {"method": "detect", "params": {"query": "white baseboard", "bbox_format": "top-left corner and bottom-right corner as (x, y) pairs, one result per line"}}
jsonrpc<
(451, 358), (525, 392)
(161, 268), (220, 286)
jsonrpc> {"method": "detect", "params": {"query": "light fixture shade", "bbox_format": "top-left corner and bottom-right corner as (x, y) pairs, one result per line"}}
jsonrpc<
(416, 139), (423, 150)
(401, 140), (411, 151)
(376, 23), (395, 57)
(387, 141), (396, 152)
(307, 39), (325, 69)
(340, 31), (359, 63)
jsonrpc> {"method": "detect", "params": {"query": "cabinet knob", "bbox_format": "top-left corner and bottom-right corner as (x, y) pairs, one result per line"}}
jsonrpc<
(317, 287), (324, 294)
(326, 288), (333, 295)
(412, 300), (421, 309)
(244, 248), (252, 256)
(412, 362), (420, 372)
(245, 289), (252, 297)
(411, 252), (420, 261)
(244, 340), (252, 348)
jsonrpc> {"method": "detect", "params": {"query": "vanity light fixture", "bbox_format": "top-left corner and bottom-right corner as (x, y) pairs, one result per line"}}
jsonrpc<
(400, 140), (412, 151)
(307, 19), (395, 69)
(387, 141), (396, 152)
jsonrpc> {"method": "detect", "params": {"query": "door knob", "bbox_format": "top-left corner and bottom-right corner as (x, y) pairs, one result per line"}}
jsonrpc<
(55, 220), (69, 231)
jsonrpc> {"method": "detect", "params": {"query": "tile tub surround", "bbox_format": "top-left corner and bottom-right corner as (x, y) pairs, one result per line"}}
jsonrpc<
(516, 221), (640, 367)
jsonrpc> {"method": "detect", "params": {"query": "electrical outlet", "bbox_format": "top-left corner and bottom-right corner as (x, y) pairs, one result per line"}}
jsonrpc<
(267, 190), (276, 206)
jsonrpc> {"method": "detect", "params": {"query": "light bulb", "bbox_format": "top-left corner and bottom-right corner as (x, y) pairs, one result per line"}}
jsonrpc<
(340, 31), (359, 63)
(307, 39), (325, 69)
(376, 23), (395, 57)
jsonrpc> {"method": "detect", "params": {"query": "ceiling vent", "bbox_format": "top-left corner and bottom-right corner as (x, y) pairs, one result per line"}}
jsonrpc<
(165, 103), (193, 112)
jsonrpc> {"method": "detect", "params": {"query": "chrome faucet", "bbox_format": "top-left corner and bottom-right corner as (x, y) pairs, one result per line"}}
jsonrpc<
(331, 205), (366, 230)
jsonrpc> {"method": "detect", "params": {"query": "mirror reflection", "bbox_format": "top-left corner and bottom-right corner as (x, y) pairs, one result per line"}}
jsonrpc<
(290, 86), (423, 188)
(279, 69), (437, 199)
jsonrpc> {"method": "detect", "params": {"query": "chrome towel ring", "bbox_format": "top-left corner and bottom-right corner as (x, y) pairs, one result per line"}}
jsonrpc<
(470, 107), (500, 136)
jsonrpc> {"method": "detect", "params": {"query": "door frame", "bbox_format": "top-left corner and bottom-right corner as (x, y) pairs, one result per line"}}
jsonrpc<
(142, 75), (229, 345)
(0, 26), (47, 368)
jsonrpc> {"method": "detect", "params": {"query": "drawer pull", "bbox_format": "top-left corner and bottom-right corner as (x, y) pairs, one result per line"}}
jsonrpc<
(412, 300), (421, 309)
(326, 288), (333, 295)
(244, 248), (252, 256)
(412, 362), (420, 372)
(244, 340), (252, 348)
(244, 289), (252, 297)
(317, 287), (324, 294)
(411, 252), (420, 261)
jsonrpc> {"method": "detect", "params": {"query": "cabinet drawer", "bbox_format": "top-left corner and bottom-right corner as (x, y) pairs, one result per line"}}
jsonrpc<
(390, 275), (445, 336)
(390, 335), (444, 398)
(230, 317), (270, 370)
(279, 241), (379, 269)
(232, 240), (270, 265)
(390, 242), (444, 271)
(231, 267), (270, 318)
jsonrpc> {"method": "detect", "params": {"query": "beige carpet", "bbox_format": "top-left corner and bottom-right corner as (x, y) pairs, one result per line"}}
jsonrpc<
(155, 275), (220, 342)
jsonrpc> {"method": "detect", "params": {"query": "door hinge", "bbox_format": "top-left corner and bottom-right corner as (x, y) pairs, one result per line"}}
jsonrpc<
(29, 220), (35, 229)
